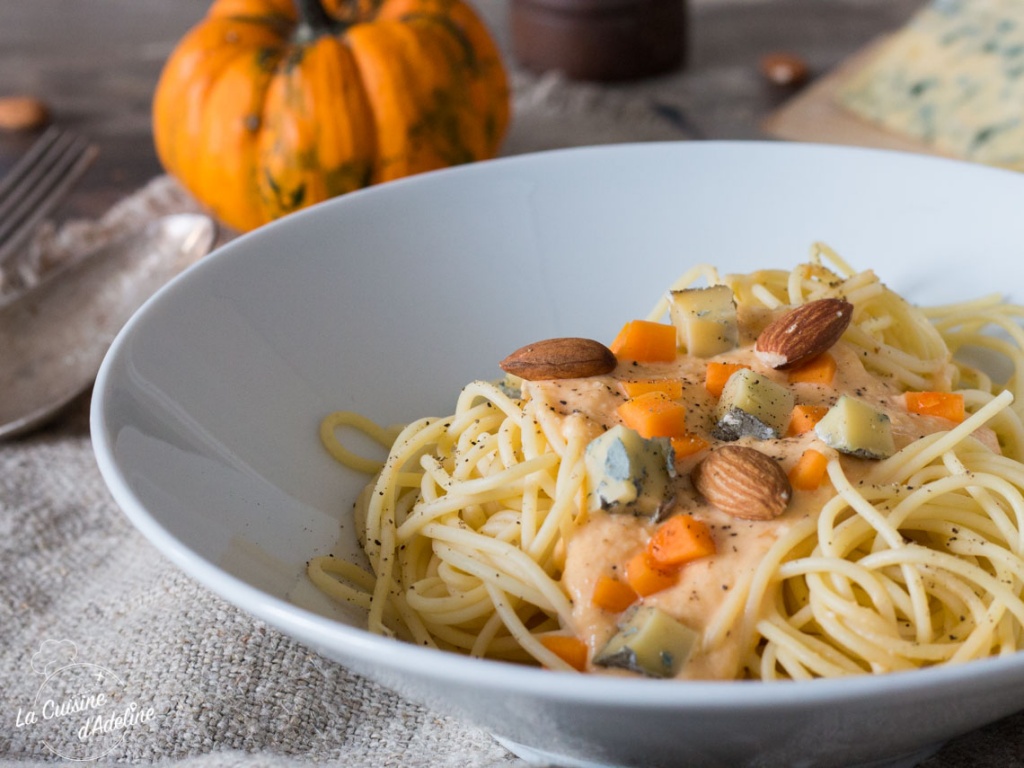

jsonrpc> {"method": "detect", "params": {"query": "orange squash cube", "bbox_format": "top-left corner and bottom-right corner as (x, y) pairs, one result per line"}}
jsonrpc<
(646, 515), (716, 569)
(624, 550), (678, 597)
(787, 404), (830, 436)
(619, 378), (685, 399)
(610, 320), (677, 363)
(617, 391), (688, 439)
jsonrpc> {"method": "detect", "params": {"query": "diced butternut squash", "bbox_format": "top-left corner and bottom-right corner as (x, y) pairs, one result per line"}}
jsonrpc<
(705, 362), (749, 399)
(670, 433), (710, 459)
(540, 635), (589, 671)
(787, 404), (830, 436)
(610, 320), (677, 363)
(788, 449), (830, 491)
(617, 391), (688, 439)
(625, 550), (678, 597)
(620, 378), (685, 399)
(905, 391), (965, 423)
(788, 353), (837, 385)
(646, 515), (716, 569)
(592, 574), (639, 613)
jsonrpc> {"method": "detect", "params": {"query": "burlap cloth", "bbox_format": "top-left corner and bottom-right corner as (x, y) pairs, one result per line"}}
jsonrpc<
(3, 63), (1024, 767)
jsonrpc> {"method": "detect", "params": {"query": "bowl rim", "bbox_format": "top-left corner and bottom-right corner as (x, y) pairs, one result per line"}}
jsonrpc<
(90, 139), (1024, 707)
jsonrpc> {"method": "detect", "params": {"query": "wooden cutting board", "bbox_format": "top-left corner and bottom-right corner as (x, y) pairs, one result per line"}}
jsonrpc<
(761, 36), (958, 162)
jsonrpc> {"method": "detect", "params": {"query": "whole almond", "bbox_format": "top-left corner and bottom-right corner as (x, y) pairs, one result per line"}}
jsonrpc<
(754, 297), (853, 369)
(0, 96), (50, 131)
(500, 337), (617, 381)
(691, 445), (791, 521)
(760, 52), (811, 87)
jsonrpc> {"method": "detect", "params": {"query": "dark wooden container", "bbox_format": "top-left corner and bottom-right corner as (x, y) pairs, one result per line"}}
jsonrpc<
(509, 0), (687, 81)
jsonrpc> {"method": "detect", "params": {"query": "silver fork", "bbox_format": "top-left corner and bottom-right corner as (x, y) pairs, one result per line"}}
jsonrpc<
(0, 127), (99, 267)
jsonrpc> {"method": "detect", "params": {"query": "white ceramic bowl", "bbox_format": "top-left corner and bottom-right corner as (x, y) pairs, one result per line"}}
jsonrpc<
(92, 142), (1024, 768)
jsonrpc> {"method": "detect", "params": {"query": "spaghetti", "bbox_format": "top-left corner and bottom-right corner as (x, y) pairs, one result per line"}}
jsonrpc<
(309, 244), (1024, 679)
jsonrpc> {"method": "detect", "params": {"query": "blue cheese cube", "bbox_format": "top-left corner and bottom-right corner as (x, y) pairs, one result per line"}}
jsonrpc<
(815, 395), (896, 459)
(713, 368), (795, 441)
(668, 285), (739, 358)
(585, 425), (674, 516)
(593, 605), (698, 678)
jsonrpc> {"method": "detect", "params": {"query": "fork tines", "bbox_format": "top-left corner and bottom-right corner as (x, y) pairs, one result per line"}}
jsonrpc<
(0, 126), (99, 266)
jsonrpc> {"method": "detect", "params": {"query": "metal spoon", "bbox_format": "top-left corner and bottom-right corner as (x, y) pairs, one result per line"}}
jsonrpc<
(0, 213), (216, 439)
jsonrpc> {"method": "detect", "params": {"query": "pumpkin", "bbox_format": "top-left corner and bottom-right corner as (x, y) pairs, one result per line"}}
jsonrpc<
(153, 0), (510, 231)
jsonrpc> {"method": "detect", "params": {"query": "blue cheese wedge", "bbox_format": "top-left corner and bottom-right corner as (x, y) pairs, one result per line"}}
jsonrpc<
(838, 0), (1024, 169)
(593, 605), (698, 678)
(713, 368), (795, 441)
(585, 425), (674, 516)
(815, 395), (896, 459)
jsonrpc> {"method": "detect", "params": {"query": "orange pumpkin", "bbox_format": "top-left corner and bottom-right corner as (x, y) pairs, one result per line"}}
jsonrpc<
(153, 0), (510, 231)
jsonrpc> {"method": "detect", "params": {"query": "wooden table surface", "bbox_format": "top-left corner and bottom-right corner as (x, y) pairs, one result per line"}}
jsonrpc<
(0, 0), (922, 226)
(0, 0), (206, 220)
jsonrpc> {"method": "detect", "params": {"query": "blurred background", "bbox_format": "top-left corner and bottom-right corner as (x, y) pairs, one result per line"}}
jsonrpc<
(0, 0), (922, 227)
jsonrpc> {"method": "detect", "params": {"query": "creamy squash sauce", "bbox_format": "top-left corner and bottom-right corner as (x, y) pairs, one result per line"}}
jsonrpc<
(521, 334), (981, 680)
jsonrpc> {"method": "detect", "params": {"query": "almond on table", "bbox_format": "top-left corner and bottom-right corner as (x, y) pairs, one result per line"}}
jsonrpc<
(0, 95), (50, 131)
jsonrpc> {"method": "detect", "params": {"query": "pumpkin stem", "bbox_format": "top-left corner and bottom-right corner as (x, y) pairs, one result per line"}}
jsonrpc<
(294, 0), (339, 41)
